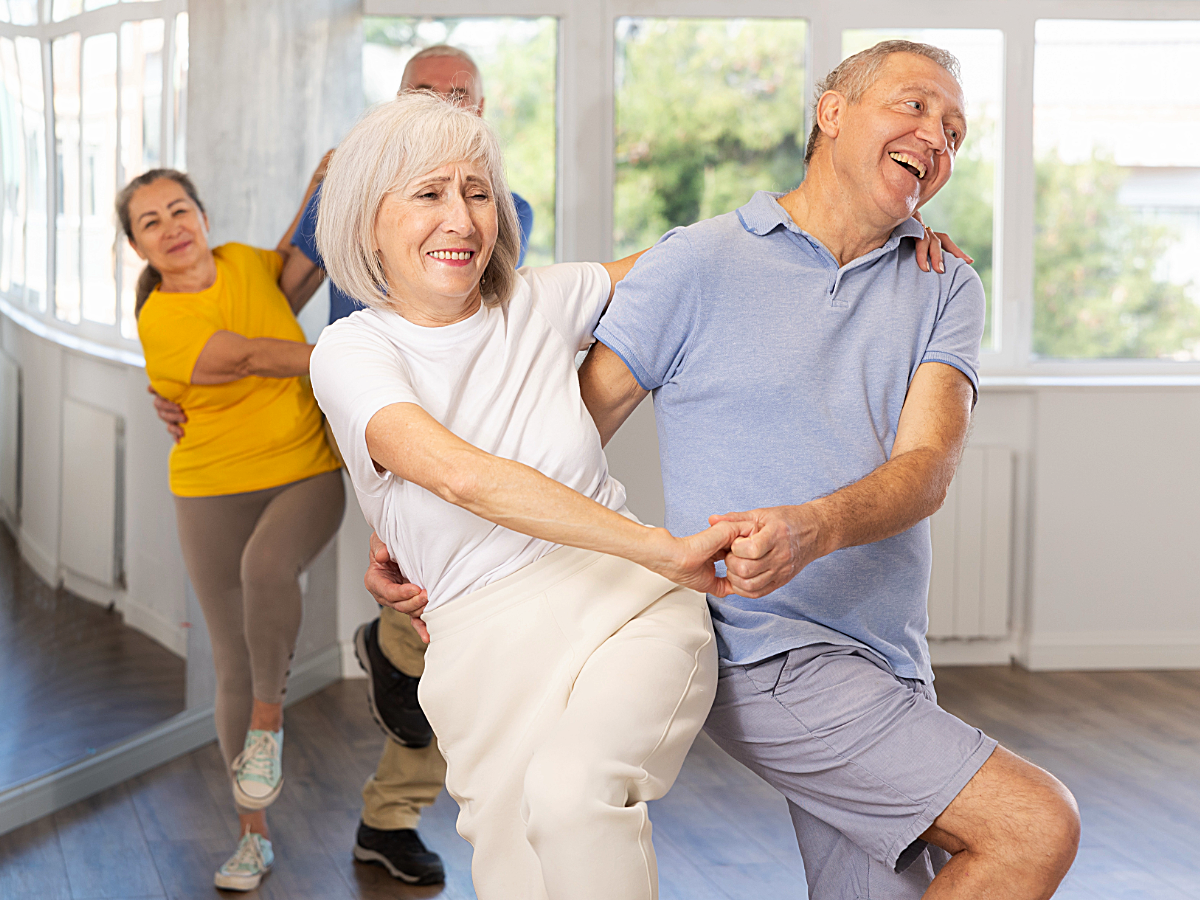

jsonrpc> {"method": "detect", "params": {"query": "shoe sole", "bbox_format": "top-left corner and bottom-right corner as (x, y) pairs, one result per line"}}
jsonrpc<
(354, 622), (418, 747)
(353, 844), (444, 885)
(214, 866), (269, 891)
(232, 776), (283, 811)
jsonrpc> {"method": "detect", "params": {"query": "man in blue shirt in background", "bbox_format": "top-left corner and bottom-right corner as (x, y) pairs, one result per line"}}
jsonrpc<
(289, 46), (534, 325)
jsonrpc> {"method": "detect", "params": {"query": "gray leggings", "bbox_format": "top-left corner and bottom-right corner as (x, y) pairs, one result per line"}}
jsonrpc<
(174, 470), (345, 777)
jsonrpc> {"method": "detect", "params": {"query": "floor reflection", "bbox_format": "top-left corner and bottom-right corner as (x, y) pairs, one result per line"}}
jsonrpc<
(0, 527), (185, 788)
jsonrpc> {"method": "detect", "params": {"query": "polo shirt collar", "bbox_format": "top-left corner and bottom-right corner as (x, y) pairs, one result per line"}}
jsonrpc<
(736, 190), (926, 249)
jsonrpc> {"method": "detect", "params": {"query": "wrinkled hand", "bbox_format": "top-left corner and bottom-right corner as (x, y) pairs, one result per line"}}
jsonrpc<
(365, 530), (430, 642)
(148, 386), (187, 443)
(657, 520), (754, 597)
(708, 506), (824, 599)
(912, 211), (973, 274)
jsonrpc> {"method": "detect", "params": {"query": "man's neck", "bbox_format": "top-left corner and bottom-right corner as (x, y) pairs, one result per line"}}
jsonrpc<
(777, 161), (908, 267)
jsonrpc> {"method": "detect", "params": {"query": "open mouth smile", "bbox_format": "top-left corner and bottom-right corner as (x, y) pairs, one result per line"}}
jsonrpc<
(428, 250), (475, 261)
(888, 151), (927, 180)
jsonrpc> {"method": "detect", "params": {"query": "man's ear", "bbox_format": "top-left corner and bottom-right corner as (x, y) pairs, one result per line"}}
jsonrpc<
(815, 90), (845, 141)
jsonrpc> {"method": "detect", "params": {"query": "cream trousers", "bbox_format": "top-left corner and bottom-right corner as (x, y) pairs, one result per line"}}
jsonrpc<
(420, 546), (718, 900)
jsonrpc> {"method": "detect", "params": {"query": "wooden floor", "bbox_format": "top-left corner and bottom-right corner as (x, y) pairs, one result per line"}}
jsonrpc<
(0, 527), (186, 789)
(2, 666), (1199, 899)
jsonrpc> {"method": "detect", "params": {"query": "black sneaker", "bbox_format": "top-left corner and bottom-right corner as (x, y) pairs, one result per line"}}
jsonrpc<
(354, 618), (434, 748)
(353, 822), (445, 885)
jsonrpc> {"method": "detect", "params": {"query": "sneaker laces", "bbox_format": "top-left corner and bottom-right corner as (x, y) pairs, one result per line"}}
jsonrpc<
(232, 731), (280, 782)
(225, 833), (267, 874)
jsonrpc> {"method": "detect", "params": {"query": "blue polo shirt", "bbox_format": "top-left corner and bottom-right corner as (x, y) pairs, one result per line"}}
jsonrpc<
(594, 191), (984, 683)
(292, 183), (535, 324)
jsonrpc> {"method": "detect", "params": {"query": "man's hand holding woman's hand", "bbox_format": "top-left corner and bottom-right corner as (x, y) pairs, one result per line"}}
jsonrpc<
(707, 505), (829, 599)
(365, 530), (430, 641)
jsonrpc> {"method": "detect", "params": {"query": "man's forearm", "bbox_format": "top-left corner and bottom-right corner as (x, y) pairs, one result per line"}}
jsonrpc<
(804, 444), (961, 556)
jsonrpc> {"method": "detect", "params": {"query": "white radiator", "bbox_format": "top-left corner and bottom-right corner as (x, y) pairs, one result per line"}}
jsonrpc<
(927, 446), (1013, 639)
(59, 398), (125, 588)
(0, 350), (19, 525)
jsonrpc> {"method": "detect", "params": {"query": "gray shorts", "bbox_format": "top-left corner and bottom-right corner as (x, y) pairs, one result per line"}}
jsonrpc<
(703, 644), (997, 900)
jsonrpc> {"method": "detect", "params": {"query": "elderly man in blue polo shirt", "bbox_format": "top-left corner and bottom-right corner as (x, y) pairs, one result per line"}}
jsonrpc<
(578, 41), (1080, 900)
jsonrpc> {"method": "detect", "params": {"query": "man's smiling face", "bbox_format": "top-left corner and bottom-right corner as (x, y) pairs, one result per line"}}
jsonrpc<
(829, 52), (966, 224)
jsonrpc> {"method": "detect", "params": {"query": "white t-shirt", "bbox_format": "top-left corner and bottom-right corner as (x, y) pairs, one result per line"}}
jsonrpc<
(310, 262), (627, 610)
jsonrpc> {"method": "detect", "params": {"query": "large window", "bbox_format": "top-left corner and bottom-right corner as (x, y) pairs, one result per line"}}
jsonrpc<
(0, 1), (187, 342)
(1034, 20), (1200, 361)
(843, 30), (1003, 351)
(363, 16), (558, 266)
(0, 34), (46, 312)
(613, 17), (808, 257)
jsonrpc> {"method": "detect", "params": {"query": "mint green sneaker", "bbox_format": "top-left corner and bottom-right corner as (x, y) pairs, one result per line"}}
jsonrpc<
(231, 728), (283, 809)
(214, 831), (274, 891)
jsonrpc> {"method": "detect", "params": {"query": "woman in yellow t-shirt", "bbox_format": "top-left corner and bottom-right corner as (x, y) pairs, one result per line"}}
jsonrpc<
(117, 168), (343, 892)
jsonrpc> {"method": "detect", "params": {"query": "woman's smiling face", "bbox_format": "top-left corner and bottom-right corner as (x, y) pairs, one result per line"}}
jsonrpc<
(373, 159), (498, 326)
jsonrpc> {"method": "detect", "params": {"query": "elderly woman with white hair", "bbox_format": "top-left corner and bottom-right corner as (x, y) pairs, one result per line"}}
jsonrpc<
(308, 92), (741, 900)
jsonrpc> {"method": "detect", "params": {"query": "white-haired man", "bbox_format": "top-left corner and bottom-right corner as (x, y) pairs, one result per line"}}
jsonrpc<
(572, 40), (1081, 899)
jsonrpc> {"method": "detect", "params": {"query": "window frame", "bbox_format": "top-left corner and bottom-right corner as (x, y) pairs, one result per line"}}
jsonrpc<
(369, 0), (1200, 380)
(0, 0), (187, 355)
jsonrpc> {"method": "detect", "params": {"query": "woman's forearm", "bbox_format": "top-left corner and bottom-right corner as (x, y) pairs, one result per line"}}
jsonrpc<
(191, 331), (314, 384)
(364, 402), (694, 571)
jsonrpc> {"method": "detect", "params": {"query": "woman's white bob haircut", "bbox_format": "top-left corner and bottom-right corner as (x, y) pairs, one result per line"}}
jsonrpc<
(316, 91), (521, 311)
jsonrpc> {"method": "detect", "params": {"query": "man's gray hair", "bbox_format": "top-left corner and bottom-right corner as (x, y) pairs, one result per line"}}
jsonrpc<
(804, 40), (962, 163)
(401, 44), (484, 99)
(316, 92), (520, 311)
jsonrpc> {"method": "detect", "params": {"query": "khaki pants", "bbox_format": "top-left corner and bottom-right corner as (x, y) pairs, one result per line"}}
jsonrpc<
(360, 605), (448, 830)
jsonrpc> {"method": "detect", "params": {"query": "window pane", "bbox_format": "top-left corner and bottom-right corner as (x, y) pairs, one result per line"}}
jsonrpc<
(614, 18), (808, 257)
(1034, 21), (1200, 360)
(171, 12), (187, 171)
(84, 0), (117, 10)
(8, 0), (36, 27)
(53, 32), (81, 323)
(0, 37), (22, 297)
(17, 35), (45, 311)
(120, 19), (162, 177)
(52, 0), (82, 23)
(120, 19), (163, 338)
(81, 32), (117, 326)
(363, 16), (558, 265)
(843, 30), (1003, 351)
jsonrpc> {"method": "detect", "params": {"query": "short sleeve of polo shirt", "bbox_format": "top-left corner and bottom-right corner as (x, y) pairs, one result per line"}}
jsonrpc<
(920, 261), (986, 395)
(526, 262), (612, 352)
(309, 314), (420, 495)
(291, 185), (323, 266)
(593, 227), (699, 391)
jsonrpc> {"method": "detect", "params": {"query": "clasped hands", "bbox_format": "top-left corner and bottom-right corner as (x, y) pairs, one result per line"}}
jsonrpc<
(366, 503), (827, 643)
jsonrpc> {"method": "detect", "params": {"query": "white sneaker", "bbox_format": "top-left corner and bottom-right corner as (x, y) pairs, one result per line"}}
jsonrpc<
(231, 729), (283, 809)
(214, 831), (274, 891)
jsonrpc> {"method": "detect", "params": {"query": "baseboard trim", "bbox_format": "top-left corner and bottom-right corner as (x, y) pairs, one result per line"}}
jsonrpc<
(1020, 631), (1200, 671)
(0, 644), (343, 837)
(340, 637), (367, 679)
(17, 529), (58, 588)
(122, 601), (188, 658)
(929, 638), (1017, 666)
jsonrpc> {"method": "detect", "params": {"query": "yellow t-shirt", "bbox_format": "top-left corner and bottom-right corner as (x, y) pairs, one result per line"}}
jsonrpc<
(138, 242), (341, 497)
